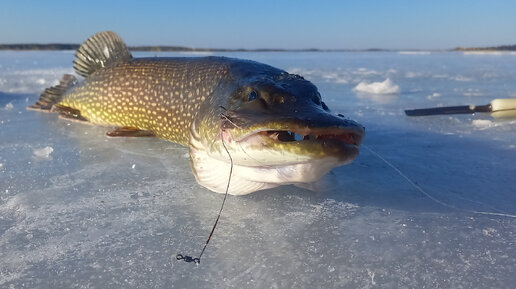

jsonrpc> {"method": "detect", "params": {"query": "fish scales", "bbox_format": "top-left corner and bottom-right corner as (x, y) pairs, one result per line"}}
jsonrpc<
(60, 58), (230, 145)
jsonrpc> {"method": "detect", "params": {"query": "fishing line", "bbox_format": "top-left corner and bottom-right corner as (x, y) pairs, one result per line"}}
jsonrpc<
(363, 144), (516, 219)
(175, 114), (234, 264)
(219, 107), (292, 182)
(219, 106), (244, 130)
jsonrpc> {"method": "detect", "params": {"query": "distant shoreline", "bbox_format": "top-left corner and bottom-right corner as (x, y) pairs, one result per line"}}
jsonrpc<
(454, 44), (516, 52)
(1, 43), (515, 52)
(0, 44), (390, 52)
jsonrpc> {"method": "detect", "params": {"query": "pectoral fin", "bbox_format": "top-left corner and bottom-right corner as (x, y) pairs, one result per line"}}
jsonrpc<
(106, 127), (156, 137)
(52, 104), (89, 122)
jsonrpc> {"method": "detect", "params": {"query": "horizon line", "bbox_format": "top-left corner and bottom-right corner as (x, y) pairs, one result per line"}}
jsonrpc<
(0, 43), (514, 52)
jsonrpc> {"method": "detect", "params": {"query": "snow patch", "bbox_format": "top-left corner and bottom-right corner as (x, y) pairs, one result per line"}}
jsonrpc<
(450, 75), (473, 82)
(405, 71), (422, 78)
(288, 67), (398, 85)
(33, 146), (54, 159)
(356, 92), (398, 104)
(3, 102), (14, 110)
(463, 88), (483, 97)
(354, 78), (400, 94)
(427, 93), (441, 100)
(482, 227), (497, 237)
(322, 72), (350, 84)
(288, 67), (351, 84)
(432, 74), (449, 79)
(472, 119), (493, 129)
(355, 68), (380, 76)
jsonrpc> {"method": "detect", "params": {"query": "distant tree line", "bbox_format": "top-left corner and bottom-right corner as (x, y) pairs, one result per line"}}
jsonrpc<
(0, 43), (391, 52)
(455, 44), (516, 51)
(0, 44), (80, 50)
(0, 43), (291, 52)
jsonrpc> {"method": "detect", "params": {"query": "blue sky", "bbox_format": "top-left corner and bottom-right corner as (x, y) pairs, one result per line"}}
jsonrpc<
(1, 0), (514, 49)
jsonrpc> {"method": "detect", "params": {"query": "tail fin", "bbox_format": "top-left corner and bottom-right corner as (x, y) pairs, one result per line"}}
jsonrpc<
(27, 74), (77, 111)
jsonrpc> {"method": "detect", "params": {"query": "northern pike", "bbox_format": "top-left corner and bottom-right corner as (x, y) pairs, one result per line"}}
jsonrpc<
(29, 31), (365, 195)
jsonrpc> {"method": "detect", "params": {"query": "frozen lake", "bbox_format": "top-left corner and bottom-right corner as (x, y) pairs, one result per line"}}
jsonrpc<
(1, 50), (515, 288)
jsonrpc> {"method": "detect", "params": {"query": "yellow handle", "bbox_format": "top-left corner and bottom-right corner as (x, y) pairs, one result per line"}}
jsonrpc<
(490, 98), (516, 112)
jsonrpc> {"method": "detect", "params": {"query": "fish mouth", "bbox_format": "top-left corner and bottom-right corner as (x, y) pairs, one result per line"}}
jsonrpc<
(255, 128), (362, 145)
(230, 124), (365, 161)
(219, 108), (365, 161)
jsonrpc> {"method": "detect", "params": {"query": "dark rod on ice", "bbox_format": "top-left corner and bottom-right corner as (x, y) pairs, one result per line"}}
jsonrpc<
(405, 98), (516, 117)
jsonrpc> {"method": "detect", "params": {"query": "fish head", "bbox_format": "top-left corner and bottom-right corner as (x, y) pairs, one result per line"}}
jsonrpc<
(189, 72), (365, 195)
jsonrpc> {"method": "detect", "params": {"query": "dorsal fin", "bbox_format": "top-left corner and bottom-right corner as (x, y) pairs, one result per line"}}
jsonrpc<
(73, 31), (132, 77)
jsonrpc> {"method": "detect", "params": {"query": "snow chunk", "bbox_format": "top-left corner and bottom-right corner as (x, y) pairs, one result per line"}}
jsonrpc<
(427, 93), (441, 100)
(4, 102), (14, 110)
(450, 75), (473, 82)
(472, 119), (493, 129)
(355, 68), (380, 76)
(33, 146), (54, 158)
(405, 71), (421, 78)
(482, 227), (497, 237)
(354, 78), (400, 94)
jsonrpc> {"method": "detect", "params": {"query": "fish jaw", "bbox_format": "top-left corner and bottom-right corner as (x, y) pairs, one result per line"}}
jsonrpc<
(189, 140), (344, 195)
(217, 108), (365, 166)
(219, 124), (362, 167)
(189, 113), (365, 195)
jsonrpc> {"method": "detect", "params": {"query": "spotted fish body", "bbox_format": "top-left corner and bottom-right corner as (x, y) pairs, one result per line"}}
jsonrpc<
(60, 58), (232, 145)
(30, 31), (365, 195)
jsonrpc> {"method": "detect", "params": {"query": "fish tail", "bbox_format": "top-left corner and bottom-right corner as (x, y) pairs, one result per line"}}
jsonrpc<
(27, 74), (77, 111)
(28, 31), (131, 112)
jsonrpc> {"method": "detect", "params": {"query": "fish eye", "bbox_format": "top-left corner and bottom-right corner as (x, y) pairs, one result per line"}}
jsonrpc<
(247, 90), (258, 101)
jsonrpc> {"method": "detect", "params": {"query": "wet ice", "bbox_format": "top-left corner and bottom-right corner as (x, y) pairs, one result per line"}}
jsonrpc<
(1, 51), (515, 288)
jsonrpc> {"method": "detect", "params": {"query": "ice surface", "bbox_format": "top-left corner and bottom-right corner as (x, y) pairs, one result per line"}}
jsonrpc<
(1, 51), (515, 288)
(398, 51), (431, 55)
